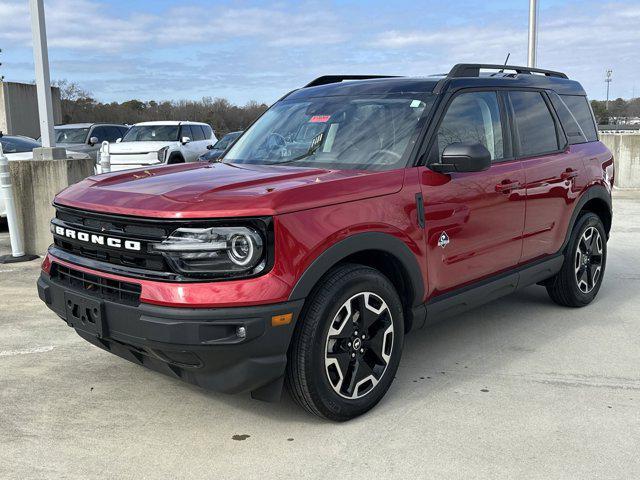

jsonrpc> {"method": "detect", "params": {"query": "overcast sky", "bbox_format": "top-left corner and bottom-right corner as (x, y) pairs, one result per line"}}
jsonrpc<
(0, 0), (638, 105)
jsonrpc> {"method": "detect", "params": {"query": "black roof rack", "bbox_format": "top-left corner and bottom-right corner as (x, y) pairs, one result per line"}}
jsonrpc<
(304, 75), (400, 88)
(448, 63), (568, 79)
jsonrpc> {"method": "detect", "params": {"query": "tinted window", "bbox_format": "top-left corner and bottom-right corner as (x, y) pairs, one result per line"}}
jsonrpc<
(560, 95), (598, 142)
(55, 127), (89, 144)
(509, 91), (559, 157)
(90, 126), (107, 142)
(548, 92), (587, 144)
(181, 125), (193, 140)
(190, 125), (205, 141)
(202, 125), (213, 139)
(118, 127), (129, 138)
(436, 91), (504, 161)
(122, 125), (179, 142)
(102, 126), (122, 142)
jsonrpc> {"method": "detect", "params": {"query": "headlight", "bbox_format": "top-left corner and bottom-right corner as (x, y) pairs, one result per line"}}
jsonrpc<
(157, 146), (169, 163)
(151, 226), (265, 277)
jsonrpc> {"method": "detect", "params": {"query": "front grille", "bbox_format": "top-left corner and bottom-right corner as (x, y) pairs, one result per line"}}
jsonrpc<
(53, 205), (171, 273)
(51, 263), (141, 306)
(51, 204), (273, 282)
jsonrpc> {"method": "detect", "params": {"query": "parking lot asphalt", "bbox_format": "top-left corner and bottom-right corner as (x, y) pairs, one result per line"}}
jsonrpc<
(1, 191), (639, 480)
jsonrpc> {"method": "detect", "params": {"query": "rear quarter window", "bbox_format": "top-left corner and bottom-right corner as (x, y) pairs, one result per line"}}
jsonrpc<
(559, 95), (598, 142)
(509, 91), (559, 157)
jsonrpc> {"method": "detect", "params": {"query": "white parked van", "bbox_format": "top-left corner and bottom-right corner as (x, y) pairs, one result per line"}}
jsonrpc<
(107, 121), (216, 171)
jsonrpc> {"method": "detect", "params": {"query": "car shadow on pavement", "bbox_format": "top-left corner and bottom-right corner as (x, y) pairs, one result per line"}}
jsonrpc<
(179, 283), (603, 424)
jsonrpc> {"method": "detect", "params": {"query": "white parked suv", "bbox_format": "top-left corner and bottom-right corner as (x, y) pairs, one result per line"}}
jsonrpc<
(107, 121), (216, 171)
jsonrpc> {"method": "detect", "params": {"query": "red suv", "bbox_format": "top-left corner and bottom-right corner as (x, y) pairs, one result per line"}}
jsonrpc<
(38, 64), (613, 421)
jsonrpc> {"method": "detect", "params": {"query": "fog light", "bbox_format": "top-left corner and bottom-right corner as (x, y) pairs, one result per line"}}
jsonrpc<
(236, 326), (247, 338)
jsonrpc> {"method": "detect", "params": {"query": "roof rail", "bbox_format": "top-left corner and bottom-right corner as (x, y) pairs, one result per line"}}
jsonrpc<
(448, 63), (568, 79)
(304, 75), (399, 88)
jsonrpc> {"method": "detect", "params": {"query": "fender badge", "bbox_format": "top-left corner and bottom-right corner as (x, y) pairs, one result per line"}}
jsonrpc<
(438, 231), (450, 248)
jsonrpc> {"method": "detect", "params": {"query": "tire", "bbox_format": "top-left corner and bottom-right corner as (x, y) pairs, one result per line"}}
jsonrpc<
(167, 154), (185, 164)
(546, 212), (607, 307)
(285, 263), (404, 421)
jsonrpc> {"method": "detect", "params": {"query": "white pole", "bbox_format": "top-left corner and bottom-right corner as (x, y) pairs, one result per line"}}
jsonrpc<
(0, 144), (25, 258)
(29, 0), (55, 148)
(99, 141), (111, 173)
(527, 0), (538, 68)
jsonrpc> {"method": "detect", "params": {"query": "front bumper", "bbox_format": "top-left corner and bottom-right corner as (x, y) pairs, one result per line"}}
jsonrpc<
(37, 270), (304, 396)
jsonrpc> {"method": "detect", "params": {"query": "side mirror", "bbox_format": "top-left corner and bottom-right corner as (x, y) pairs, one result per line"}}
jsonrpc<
(116, 138), (122, 143)
(206, 144), (214, 150)
(181, 136), (191, 145)
(430, 142), (491, 173)
(89, 136), (99, 146)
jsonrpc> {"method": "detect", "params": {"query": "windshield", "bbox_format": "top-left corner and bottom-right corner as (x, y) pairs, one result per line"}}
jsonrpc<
(0, 136), (40, 153)
(55, 128), (89, 144)
(225, 93), (434, 170)
(214, 132), (242, 150)
(122, 125), (180, 142)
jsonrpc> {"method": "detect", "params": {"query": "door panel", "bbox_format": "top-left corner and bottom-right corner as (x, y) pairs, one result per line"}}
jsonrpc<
(520, 149), (585, 262)
(419, 163), (525, 296)
(506, 90), (585, 262)
(418, 89), (525, 297)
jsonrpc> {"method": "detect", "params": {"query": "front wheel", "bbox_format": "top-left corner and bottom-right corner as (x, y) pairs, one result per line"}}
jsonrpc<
(546, 212), (607, 307)
(286, 264), (404, 421)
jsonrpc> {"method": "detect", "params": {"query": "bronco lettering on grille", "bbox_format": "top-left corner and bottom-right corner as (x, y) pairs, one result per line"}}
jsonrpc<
(54, 225), (141, 251)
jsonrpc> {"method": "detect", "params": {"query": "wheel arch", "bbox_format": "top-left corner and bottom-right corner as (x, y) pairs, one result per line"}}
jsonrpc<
(167, 151), (185, 164)
(562, 185), (612, 252)
(288, 232), (425, 333)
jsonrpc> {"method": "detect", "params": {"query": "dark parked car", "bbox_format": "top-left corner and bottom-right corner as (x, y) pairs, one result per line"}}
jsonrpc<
(51, 123), (129, 161)
(198, 131), (243, 162)
(38, 64), (613, 421)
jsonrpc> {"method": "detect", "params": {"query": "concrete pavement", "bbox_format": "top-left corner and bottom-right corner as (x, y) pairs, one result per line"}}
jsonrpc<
(1, 193), (639, 479)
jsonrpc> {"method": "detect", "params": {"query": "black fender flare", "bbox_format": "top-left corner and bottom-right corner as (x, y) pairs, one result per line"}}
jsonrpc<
(288, 232), (425, 307)
(560, 185), (612, 252)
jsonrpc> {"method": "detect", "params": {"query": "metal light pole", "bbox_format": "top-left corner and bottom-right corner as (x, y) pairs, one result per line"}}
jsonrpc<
(605, 70), (613, 111)
(527, 0), (538, 68)
(29, 0), (55, 149)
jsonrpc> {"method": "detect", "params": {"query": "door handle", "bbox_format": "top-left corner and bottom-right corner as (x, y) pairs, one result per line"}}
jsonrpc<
(495, 180), (521, 193)
(561, 169), (579, 180)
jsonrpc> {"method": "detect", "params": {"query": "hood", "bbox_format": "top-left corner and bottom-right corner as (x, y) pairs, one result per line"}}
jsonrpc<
(109, 141), (177, 154)
(55, 162), (405, 218)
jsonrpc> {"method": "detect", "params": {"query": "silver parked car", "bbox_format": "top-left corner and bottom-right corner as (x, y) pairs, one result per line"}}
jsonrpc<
(49, 123), (129, 162)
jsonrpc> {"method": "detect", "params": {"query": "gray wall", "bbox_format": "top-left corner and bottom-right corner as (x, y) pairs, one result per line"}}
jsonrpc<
(9, 157), (95, 254)
(0, 82), (62, 139)
(600, 134), (640, 189)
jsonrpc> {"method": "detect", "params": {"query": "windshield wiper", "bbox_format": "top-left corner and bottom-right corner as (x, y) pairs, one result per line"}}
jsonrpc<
(268, 132), (324, 165)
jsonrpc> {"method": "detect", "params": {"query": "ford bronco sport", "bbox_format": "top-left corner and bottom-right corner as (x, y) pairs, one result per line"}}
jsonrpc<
(38, 64), (613, 421)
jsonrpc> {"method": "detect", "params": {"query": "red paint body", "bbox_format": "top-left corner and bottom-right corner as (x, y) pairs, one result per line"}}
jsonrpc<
(48, 141), (613, 308)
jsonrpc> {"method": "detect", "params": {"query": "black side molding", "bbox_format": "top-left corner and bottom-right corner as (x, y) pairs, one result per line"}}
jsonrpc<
(424, 254), (564, 325)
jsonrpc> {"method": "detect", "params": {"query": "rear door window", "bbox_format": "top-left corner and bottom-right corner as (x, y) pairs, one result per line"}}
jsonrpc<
(509, 91), (559, 157)
(560, 95), (598, 142)
(190, 125), (206, 141)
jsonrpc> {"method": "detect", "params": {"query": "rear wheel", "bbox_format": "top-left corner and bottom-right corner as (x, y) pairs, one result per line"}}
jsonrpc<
(546, 212), (607, 307)
(286, 264), (404, 421)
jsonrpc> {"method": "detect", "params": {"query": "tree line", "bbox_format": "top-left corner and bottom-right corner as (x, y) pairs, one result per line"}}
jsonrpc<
(54, 80), (268, 136)
(590, 98), (640, 125)
(53, 80), (640, 132)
